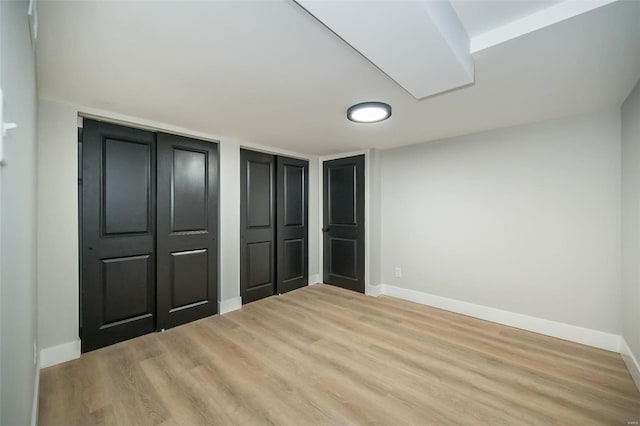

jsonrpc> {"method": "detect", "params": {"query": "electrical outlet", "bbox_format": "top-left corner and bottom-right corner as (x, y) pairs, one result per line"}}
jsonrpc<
(395, 267), (402, 278)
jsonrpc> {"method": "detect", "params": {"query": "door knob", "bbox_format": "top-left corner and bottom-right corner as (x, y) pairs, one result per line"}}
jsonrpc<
(322, 227), (331, 232)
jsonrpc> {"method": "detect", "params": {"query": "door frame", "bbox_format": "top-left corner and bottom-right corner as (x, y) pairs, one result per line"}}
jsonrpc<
(318, 149), (373, 295)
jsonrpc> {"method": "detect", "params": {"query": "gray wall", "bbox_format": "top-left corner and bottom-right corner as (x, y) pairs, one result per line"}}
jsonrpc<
(218, 139), (241, 302)
(369, 149), (383, 288)
(0, 1), (39, 424)
(37, 101), (78, 350)
(308, 158), (320, 282)
(378, 109), (622, 333)
(622, 80), (640, 359)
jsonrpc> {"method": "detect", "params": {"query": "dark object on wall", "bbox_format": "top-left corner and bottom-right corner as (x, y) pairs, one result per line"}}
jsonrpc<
(156, 133), (219, 330)
(323, 155), (365, 293)
(240, 149), (309, 304)
(81, 120), (157, 352)
(276, 156), (309, 294)
(240, 150), (276, 304)
(80, 119), (219, 352)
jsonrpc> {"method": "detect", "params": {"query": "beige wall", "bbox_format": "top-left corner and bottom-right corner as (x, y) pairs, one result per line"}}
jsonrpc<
(378, 109), (622, 333)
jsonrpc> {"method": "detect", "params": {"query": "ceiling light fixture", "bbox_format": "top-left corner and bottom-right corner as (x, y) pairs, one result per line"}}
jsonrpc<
(347, 102), (392, 123)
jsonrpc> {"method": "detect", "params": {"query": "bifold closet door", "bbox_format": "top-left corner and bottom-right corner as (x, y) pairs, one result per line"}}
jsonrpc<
(156, 133), (219, 330)
(81, 119), (157, 353)
(240, 150), (309, 304)
(276, 156), (309, 294)
(82, 120), (219, 352)
(240, 149), (276, 304)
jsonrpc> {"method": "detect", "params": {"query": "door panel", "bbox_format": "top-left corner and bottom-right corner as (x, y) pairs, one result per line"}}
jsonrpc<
(247, 241), (273, 289)
(172, 148), (207, 232)
(284, 165), (304, 226)
(101, 255), (153, 325)
(283, 239), (304, 280)
(276, 156), (309, 294)
(157, 133), (218, 329)
(170, 249), (208, 309)
(328, 164), (357, 225)
(81, 119), (157, 352)
(103, 139), (151, 234)
(240, 150), (276, 304)
(247, 160), (273, 227)
(323, 155), (365, 293)
(329, 238), (357, 279)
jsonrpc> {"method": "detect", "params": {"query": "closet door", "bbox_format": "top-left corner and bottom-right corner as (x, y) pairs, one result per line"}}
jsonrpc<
(323, 155), (365, 293)
(156, 133), (219, 329)
(276, 156), (309, 294)
(81, 119), (157, 353)
(240, 149), (276, 304)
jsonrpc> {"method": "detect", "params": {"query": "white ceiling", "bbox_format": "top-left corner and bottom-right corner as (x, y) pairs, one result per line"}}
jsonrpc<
(36, 0), (640, 155)
(450, 0), (562, 37)
(295, 0), (474, 99)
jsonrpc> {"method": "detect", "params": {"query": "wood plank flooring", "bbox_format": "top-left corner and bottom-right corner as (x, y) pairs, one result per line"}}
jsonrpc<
(39, 284), (640, 425)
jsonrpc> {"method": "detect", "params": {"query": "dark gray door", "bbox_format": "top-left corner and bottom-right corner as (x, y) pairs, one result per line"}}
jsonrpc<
(276, 156), (309, 294)
(240, 149), (276, 304)
(323, 155), (365, 293)
(81, 119), (157, 352)
(156, 133), (219, 330)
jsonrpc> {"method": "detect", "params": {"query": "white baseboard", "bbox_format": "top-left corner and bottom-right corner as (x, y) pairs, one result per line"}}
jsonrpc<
(620, 338), (640, 392)
(219, 296), (242, 314)
(366, 284), (382, 297)
(308, 274), (322, 285)
(379, 284), (621, 353)
(40, 340), (81, 368)
(31, 358), (40, 426)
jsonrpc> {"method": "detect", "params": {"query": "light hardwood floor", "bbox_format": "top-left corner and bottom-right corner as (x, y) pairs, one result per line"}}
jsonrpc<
(39, 284), (640, 425)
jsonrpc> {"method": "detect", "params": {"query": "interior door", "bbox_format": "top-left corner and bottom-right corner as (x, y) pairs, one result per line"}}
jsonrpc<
(276, 156), (309, 294)
(81, 119), (157, 352)
(156, 133), (219, 329)
(240, 149), (276, 304)
(323, 155), (365, 293)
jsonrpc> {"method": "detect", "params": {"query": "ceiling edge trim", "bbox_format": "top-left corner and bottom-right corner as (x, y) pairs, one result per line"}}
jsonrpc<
(470, 0), (618, 54)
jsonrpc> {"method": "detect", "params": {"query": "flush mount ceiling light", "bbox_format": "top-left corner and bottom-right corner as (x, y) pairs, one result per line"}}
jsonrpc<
(347, 102), (392, 123)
